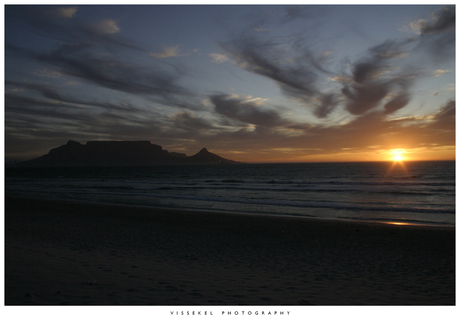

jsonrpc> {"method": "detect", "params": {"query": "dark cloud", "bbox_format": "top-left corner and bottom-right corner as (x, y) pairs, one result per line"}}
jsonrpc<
(383, 93), (410, 114)
(314, 93), (339, 118)
(168, 111), (215, 132)
(352, 61), (382, 84)
(221, 37), (318, 101)
(418, 6), (455, 61)
(351, 39), (414, 84)
(342, 83), (389, 115)
(222, 33), (419, 119)
(210, 94), (287, 127)
(420, 6), (455, 35)
(352, 41), (396, 83)
(221, 35), (346, 120)
(430, 100), (455, 131)
(339, 39), (418, 116)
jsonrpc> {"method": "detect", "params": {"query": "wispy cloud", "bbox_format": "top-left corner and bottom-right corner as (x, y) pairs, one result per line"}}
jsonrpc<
(35, 68), (64, 78)
(432, 69), (450, 77)
(91, 19), (120, 34)
(149, 46), (184, 58)
(55, 6), (78, 19)
(221, 37), (318, 102)
(37, 49), (185, 97)
(6, 7), (197, 111)
(168, 111), (216, 132)
(221, 32), (420, 119)
(210, 94), (287, 127)
(209, 53), (230, 63)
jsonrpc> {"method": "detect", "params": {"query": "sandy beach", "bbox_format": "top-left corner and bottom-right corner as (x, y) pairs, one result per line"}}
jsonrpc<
(4, 196), (455, 305)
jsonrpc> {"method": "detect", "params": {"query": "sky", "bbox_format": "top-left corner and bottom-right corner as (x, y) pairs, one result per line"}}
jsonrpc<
(4, 4), (456, 163)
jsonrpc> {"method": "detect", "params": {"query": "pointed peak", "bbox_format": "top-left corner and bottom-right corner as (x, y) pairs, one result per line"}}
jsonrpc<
(189, 147), (219, 159)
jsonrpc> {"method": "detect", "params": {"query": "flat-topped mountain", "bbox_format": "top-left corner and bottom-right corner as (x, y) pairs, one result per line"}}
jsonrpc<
(14, 141), (240, 167)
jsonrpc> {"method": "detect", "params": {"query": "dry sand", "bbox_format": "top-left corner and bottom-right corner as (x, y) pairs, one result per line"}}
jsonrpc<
(4, 196), (455, 306)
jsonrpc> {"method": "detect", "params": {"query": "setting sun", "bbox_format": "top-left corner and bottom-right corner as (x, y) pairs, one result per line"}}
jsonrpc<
(390, 149), (406, 162)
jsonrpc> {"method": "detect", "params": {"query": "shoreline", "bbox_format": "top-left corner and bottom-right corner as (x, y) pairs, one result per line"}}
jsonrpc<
(5, 195), (455, 229)
(5, 196), (455, 305)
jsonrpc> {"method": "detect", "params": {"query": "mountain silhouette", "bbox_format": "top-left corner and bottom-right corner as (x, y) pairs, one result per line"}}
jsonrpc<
(13, 141), (240, 167)
(187, 148), (231, 163)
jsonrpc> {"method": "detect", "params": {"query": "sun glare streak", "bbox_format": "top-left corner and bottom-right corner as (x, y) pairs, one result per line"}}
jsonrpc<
(386, 149), (409, 176)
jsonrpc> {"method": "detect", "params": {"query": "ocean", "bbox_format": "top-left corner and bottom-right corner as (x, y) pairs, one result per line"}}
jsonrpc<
(5, 161), (455, 226)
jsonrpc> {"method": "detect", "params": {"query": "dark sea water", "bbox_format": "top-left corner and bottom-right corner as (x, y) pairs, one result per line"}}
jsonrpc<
(5, 161), (455, 226)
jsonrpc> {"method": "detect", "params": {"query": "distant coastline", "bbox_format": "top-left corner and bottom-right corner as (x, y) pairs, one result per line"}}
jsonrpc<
(11, 140), (241, 167)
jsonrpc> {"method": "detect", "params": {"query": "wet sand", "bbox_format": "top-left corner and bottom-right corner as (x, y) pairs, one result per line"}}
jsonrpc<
(4, 196), (455, 305)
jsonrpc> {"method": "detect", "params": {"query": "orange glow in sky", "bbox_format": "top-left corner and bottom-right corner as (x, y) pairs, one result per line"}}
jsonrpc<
(225, 146), (454, 163)
(4, 6), (455, 164)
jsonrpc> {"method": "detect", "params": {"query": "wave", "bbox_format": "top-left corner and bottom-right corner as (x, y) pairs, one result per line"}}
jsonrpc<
(215, 179), (455, 187)
(149, 185), (453, 197)
(9, 186), (454, 215)
(8, 176), (454, 188)
(7, 177), (455, 201)
(145, 193), (455, 215)
(97, 179), (455, 197)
